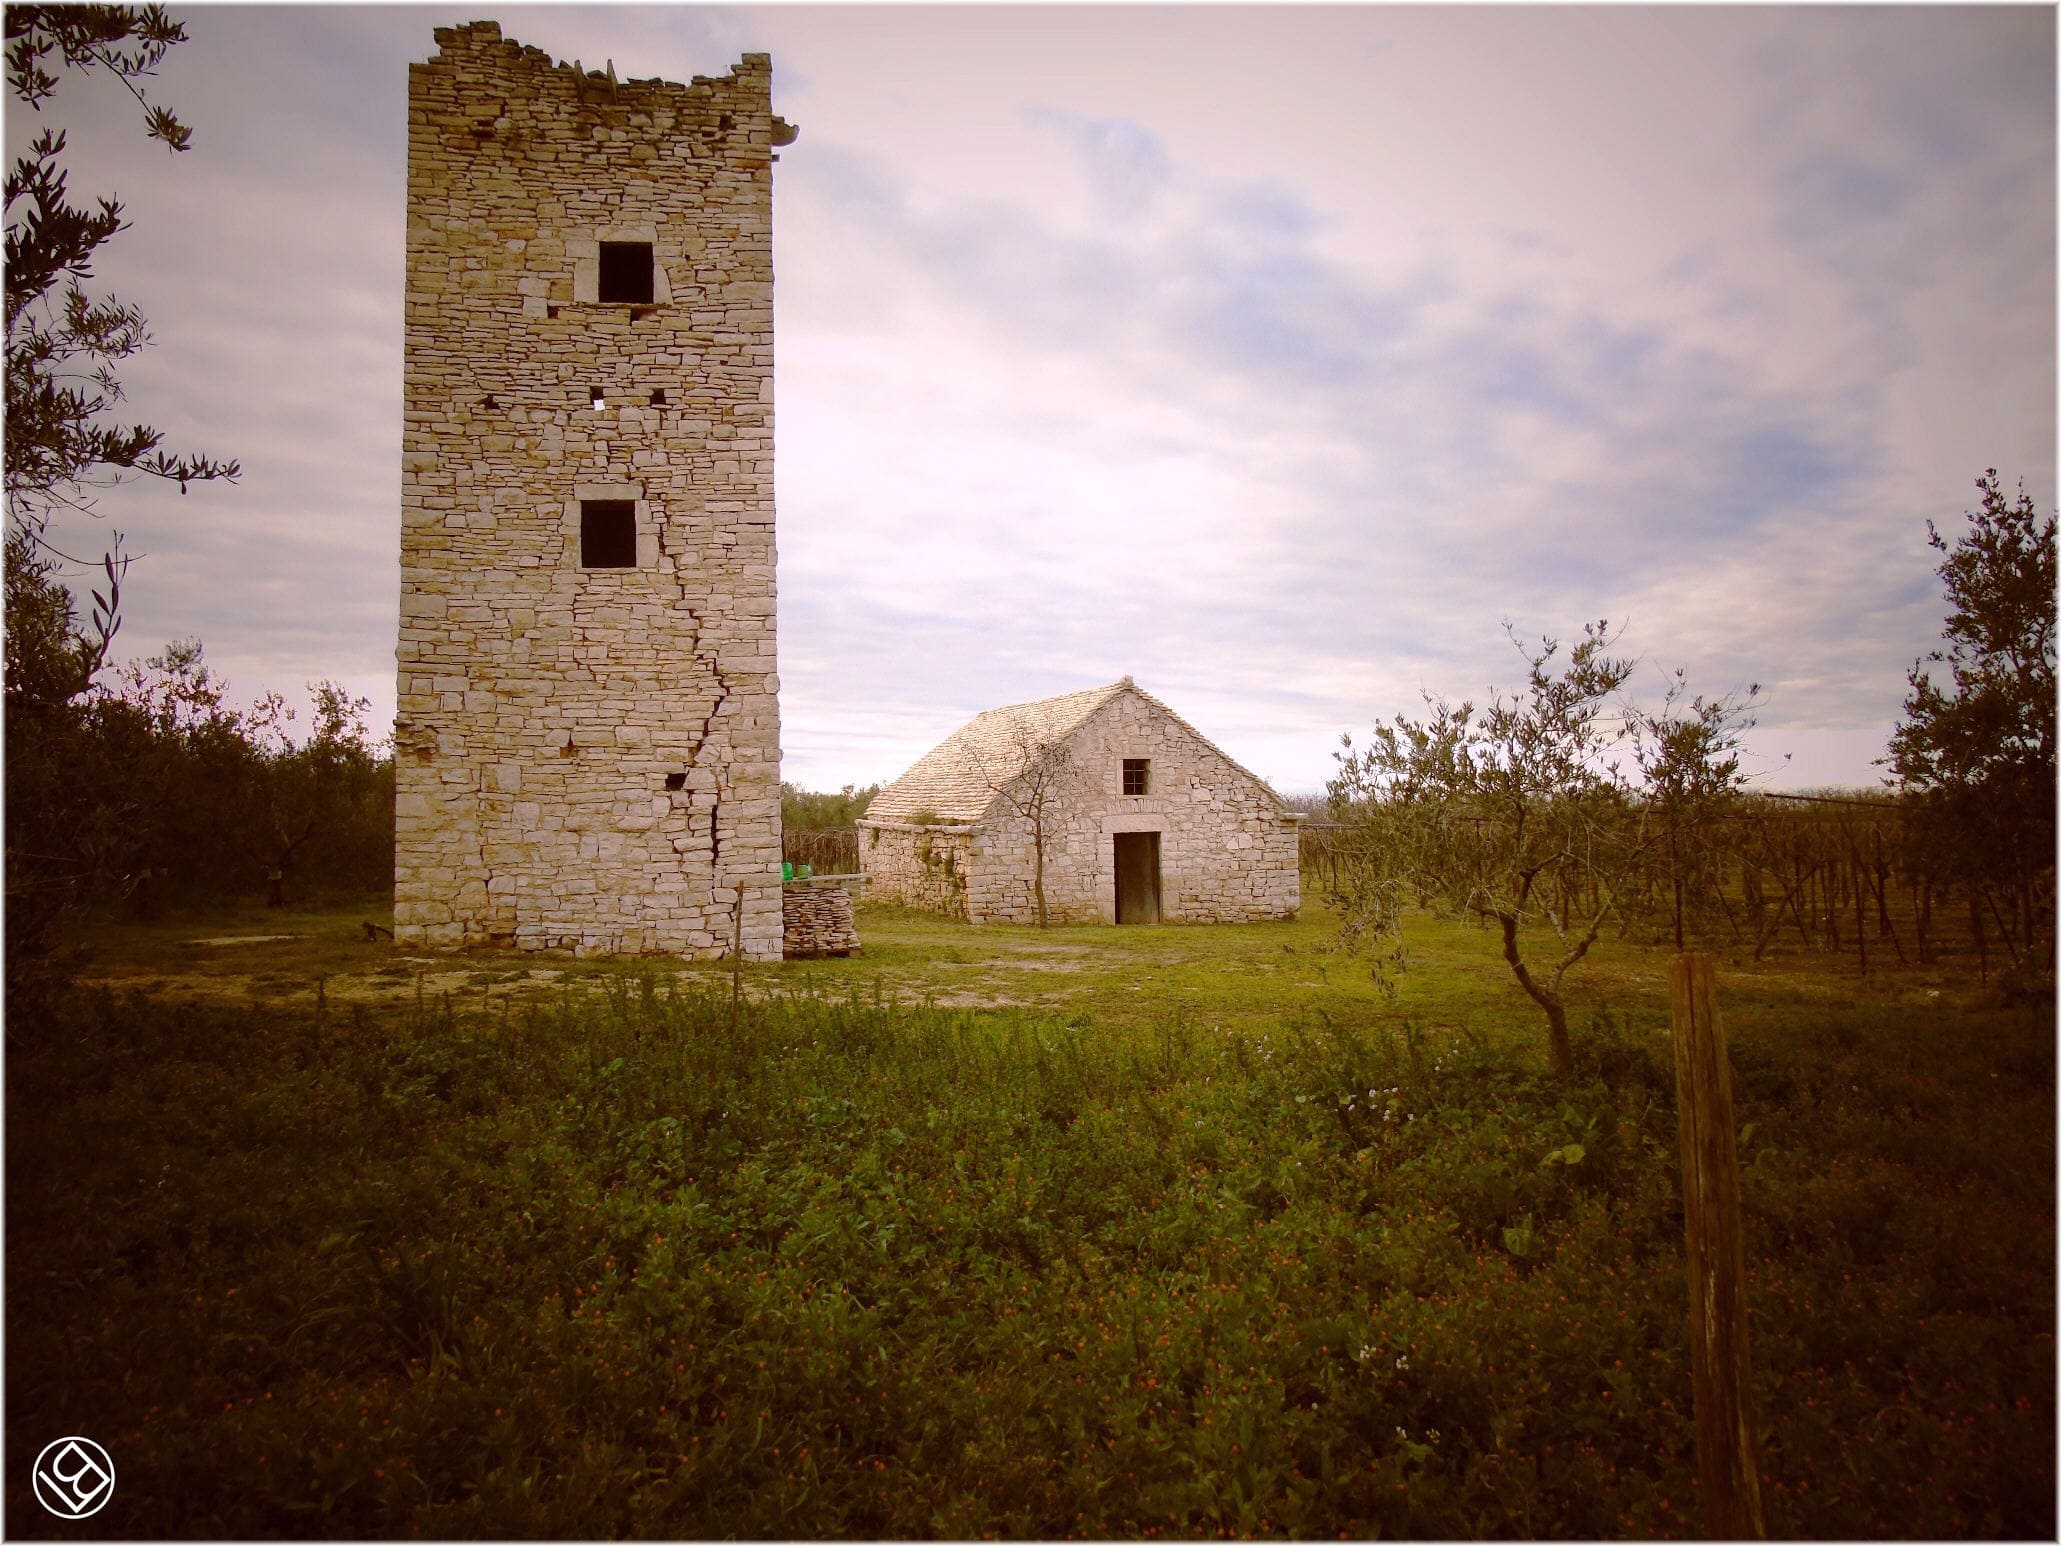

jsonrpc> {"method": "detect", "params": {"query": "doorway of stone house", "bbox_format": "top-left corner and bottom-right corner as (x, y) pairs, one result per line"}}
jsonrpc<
(1114, 831), (1162, 924)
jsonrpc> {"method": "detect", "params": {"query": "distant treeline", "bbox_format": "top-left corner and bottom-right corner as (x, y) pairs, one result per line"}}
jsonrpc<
(6, 535), (393, 985)
(781, 780), (879, 830)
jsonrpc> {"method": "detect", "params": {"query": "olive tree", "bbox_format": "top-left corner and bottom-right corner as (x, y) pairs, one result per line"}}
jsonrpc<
(1627, 672), (1759, 951)
(1329, 623), (1751, 1074)
(6, 5), (238, 989)
(6, 4), (238, 532)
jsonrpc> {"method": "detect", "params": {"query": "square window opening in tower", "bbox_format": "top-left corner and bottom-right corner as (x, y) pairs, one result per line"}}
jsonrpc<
(580, 499), (637, 567)
(598, 242), (655, 304)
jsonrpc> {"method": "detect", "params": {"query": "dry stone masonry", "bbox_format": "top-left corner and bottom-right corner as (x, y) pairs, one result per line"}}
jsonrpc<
(780, 877), (862, 957)
(860, 822), (977, 915)
(395, 21), (788, 959)
(860, 680), (1301, 925)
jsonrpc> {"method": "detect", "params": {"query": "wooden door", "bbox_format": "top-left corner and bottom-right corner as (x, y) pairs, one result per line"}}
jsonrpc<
(1114, 832), (1161, 924)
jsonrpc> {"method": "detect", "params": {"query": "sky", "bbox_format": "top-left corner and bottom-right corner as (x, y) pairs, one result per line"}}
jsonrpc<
(12, 3), (2055, 795)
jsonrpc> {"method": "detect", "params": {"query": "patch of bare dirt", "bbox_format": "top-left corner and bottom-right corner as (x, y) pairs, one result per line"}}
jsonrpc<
(87, 959), (577, 1012)
(926, 989), (1022, 1009)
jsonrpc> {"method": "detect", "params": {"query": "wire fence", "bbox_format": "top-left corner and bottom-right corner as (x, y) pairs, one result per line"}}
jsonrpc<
(795, 811), (2045, 981)
(1300, 804), (2048, 981)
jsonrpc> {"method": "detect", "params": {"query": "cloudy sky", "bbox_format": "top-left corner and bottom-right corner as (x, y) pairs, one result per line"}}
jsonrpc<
(15, 3), (2054, 794)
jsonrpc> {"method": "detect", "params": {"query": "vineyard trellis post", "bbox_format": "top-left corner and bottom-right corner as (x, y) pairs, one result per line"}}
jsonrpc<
(1669, 953), (1767, 1541)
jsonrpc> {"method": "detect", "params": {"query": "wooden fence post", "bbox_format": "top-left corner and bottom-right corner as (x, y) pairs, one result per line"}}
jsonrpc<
(1669, 953), (1767, 1541)
(729, 886), (745, 1035)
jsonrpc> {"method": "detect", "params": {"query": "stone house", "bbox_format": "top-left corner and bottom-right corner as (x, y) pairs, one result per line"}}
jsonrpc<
(393, 23), (793, 958)
(858, 679), (1301, 924)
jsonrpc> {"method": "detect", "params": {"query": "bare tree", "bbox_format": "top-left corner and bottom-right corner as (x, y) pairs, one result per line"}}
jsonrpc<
(972, 720), (1082, 929)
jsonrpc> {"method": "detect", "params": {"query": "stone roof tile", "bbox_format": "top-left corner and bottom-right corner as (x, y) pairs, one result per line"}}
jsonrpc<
(863, 682), (1129, 825)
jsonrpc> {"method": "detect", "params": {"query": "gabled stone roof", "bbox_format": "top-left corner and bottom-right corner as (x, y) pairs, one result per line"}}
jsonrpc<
(861, 679), (1283, 826)
(862, 682), (1127, 825)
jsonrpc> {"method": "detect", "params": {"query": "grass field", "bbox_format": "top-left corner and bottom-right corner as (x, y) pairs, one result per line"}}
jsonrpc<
(6, 899), (2053, 1537)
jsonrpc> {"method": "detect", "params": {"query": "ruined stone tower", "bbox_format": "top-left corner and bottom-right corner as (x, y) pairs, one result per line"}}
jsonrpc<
(394, 21), (786, 959)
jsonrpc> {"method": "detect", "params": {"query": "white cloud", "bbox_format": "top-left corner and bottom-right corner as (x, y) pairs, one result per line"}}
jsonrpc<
(11, 6), (2050, 794)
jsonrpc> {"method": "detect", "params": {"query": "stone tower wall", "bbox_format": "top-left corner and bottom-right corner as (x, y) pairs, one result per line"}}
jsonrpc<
(396, 21), (782, 959)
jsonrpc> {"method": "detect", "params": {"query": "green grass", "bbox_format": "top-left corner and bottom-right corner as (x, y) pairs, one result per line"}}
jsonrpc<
(6, 902), (2052, 1537)
(64, 893), (404, 999)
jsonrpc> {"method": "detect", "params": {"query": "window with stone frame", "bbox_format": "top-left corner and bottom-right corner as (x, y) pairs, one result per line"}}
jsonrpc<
(1122, 758), (1151, 796)
(597, 241), (655, 304)
(573, 232), (671, 308)
(579, 499), (637, 567)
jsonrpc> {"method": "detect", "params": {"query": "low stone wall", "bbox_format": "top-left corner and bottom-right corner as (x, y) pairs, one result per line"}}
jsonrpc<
(782, 876), (861, 957)
(856, 821), (973, 918)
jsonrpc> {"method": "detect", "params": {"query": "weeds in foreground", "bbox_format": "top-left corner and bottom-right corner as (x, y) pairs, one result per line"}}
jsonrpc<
(5, 971), (2052, 1538)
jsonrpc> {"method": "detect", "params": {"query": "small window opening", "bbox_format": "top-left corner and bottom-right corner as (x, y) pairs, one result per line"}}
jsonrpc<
(598, 241), (654, 304)
(664, 772), (687, 791)
(580, 499), (637, 568)
(1123, 758), (1151, 796)
(589, 385), (606, 411)
(650, 388), (667, 406)
(481, 393), (499, 410)
(546, 305), (560, 319)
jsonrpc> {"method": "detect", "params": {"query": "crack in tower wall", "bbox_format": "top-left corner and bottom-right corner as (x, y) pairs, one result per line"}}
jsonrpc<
(653, 521), (736, 883)
(393, 20), (783, 960)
